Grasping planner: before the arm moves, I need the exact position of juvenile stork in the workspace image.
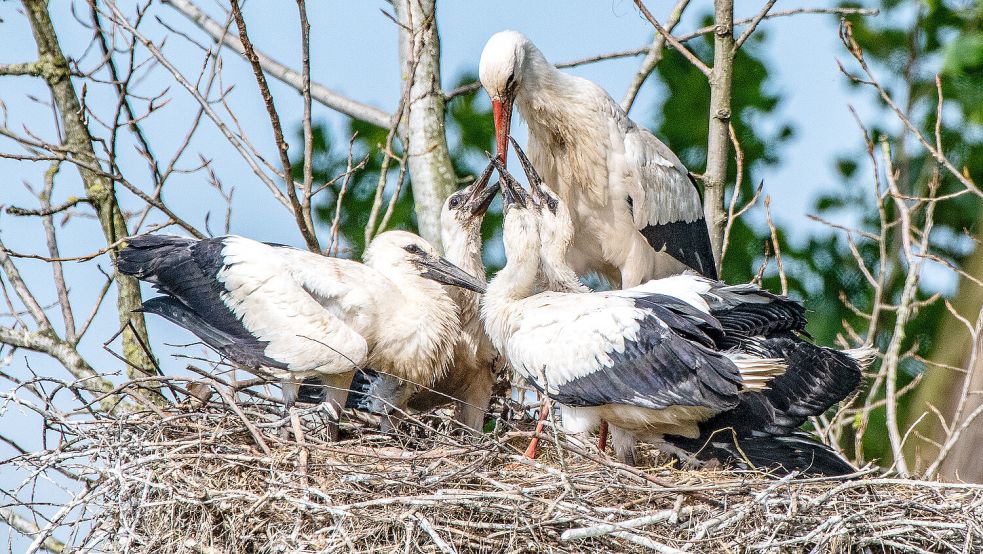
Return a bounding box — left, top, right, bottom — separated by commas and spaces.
479, 167, 786, 466
497, 147, 872, 475
117, 230, 483, 440
349, 164, 502, 431
479, 30, 717, 287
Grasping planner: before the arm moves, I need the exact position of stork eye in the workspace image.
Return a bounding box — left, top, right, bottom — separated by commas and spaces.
546, 197, 558, 213
448, 195, 462, 209
404, 244, 423, 255
504, 72, 515, 92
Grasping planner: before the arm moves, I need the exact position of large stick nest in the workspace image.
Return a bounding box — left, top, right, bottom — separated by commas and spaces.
23, 398, 983, 553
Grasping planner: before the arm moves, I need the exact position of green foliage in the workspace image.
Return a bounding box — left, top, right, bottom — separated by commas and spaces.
293, 72, 498, 261
829, 1, 983, 462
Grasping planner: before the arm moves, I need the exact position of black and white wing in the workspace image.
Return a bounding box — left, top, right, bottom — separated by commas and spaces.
503, 291, 745, 412
118, 234, 381, 375
620, 120, 717, 279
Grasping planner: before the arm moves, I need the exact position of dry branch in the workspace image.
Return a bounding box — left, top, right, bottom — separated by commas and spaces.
20, 0, 159, 392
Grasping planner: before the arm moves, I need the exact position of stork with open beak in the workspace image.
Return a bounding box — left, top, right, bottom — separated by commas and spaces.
117, 230, 485, 441
493, 144, 872, 475
350, 163, 503, 432
479, 30, 717, 288
478, 161, 786, 467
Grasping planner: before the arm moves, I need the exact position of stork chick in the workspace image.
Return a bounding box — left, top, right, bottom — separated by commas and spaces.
479, 30, 716, 287
118, 230, 484, 440
356, 164, 502, 431
499, 143, 872, 475
479, 167, 785, 466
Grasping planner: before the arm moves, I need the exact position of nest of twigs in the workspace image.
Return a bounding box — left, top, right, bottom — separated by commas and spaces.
26, 395, 983, 553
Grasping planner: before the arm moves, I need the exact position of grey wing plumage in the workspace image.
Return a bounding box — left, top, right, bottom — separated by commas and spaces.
119, 234, 285, 370
547, 297, 742, 412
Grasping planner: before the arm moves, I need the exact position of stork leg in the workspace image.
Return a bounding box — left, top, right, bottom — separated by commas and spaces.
280, 379, 301, 440
523, 400, 550, 459
316, 370, 356, 442
454, 370, 495, 433
610, 425, 638, 466
597, 420, 609, 452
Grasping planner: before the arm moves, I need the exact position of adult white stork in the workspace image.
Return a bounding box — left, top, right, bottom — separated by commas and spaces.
345, 164, 503, 431
479, 168, 786, 466
117, 230, 484, 440
479, 30, 717, 288
495, 147, 873, 475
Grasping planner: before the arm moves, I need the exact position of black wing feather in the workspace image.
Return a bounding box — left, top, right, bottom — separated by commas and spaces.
639, 218, 718, 279
119, 234, 285, 370
547, 300, 742, 412
667, 429, 856, 477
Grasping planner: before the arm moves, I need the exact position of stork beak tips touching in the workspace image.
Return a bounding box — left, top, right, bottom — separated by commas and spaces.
471, 181, 499, 216
499, 177, 526, 210
492, 95, 513, 167
464, 162, 497, 217
418, 255, 487, 293
510, 137, 544, 204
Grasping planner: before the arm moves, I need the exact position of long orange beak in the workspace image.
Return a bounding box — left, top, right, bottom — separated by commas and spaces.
492, 94, 513, 168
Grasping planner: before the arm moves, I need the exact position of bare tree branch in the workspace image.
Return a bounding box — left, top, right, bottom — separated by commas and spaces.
0, 507, 65, 553
21, 0, 159, 393
633, 0, 710, 77
734, 0, 778, 50
702, 0, 735, 276
621, 0, 690, 113
162, 0, 393, 129
229, 0, 319, 252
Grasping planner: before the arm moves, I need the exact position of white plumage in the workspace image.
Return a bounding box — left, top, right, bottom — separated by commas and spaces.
118, 230, 484, 440
481, 169, 784, 464
482, 155, 870, 473
359, 165, 502, 431
479, 30, 717, 287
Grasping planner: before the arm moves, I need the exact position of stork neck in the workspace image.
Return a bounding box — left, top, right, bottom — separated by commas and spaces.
441, 226, 485, 314
442, 228, 484, 282
516, 48, 588, 123
486, 247, 540, 303
544, 259, 590, 293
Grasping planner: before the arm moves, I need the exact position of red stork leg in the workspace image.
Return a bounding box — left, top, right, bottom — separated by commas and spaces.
524, 400, 550, 459
598, 420, 609, 452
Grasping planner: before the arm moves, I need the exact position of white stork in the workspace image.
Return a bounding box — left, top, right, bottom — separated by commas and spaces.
494, 148, 873, 474
479, 168, 786, 466
479, 30, 717, 288
347, 164, 503, 431
117, 230, 485, 440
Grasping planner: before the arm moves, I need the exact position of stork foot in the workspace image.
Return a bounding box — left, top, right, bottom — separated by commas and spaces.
380, 409, 407, 436
653, 440, 704, 469
610, 425, 638, 467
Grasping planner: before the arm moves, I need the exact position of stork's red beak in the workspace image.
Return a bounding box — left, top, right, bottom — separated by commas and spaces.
492, 94, 514, 167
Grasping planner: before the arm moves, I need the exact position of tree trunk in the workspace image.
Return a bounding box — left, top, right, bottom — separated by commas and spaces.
905, 241, 983, 480
23, 0, 160, 399
394, 0, 457, 252
703, 0, 734, 276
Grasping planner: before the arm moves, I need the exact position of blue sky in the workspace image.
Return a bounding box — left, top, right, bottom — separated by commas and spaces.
0, 0, 889, 545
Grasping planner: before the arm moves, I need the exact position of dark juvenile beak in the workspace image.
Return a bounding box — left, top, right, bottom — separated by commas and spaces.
489, 156, 526, 210
509, 137, 544, 206
466, 162, 498, 217
418, 254, 487, 293
492, 93, 514, 167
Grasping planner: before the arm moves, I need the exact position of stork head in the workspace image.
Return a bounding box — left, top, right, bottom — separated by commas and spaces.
365, 231, 486, 293
487, 156, 543, 270
480, 30, 534, 167
507, 138, 576, 284
440, 161, 497, 238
